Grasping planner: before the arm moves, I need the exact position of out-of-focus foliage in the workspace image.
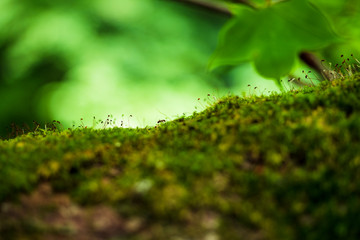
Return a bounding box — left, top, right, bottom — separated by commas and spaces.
1, 0, 249, 136
211, 0, 360, 80
210, 0, 338, 79
3, 0, 359, 136
310, 0, 360, 60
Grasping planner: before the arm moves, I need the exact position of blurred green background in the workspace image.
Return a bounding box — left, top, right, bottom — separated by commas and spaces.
0, 0, 280, 137
0, 0, 359, 137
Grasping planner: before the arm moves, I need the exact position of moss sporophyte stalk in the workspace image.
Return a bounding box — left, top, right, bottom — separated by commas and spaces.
1, 73, 360, 240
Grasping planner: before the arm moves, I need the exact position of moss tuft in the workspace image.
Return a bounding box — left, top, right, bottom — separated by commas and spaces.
1, 74, 360, 239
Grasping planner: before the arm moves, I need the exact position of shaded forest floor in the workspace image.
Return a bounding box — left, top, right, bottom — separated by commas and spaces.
1, 75, 360, 240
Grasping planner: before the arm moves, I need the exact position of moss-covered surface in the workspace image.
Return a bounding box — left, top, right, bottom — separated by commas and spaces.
1, 75, 360, 240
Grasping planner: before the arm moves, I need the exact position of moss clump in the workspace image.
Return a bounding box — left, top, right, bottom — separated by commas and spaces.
1, 75, 360, 240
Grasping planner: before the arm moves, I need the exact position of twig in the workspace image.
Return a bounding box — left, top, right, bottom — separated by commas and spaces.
168, 0, 256, 14
300, 52, 331, 81
167, 0, 231, 15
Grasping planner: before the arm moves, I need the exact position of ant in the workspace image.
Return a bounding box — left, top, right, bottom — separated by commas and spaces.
157, 119, 166, 124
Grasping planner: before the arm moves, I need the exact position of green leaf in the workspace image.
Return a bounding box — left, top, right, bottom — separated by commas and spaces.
210, 0, 339, 79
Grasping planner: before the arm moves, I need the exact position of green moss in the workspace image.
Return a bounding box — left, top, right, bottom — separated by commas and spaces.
1, 75, 360, 239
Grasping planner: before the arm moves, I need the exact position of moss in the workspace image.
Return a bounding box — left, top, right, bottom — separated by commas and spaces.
1, 75, 360, 239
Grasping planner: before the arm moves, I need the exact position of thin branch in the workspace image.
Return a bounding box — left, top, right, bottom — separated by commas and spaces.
300, 52, 331, 81
169, 0, 231, 15
169, 0, 256, 14
225, 0, 257, 9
